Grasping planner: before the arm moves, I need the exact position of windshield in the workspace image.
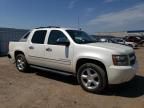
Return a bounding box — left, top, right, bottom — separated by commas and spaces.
66, 30, 95, 44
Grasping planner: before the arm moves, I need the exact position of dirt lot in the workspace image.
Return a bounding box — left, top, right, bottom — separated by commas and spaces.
0, 48, 144, 108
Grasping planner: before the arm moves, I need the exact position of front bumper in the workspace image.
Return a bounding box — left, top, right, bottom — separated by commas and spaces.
107, 63, 138, 84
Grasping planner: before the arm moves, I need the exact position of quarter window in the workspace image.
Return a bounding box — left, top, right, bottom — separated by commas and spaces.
31, 30, 47, 44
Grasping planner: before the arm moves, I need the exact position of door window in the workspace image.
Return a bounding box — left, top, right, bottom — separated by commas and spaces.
48, 30, 69, 45
31, 30, 47, 44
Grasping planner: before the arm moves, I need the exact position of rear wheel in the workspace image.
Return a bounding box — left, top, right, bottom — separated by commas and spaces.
16, 54, 29, 72
77, 63, 107, 93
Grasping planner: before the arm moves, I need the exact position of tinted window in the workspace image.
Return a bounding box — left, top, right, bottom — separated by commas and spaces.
48, 30, 69, 45
31, 30, 47, 44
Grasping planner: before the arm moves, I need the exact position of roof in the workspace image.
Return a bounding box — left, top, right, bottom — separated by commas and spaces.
34, 26, 78, 31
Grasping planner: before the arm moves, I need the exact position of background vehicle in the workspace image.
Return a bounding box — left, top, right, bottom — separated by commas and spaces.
90, 35, 137, 48
111, 37, 138, 48
124, 36, 144, 46
90, 35, 114, 43
8, 27, 137, 93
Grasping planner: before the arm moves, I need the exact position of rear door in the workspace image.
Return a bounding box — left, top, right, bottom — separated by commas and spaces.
27, 30, 47, 66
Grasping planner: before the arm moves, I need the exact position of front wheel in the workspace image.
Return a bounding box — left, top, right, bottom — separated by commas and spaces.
77, 63, 107, 93
16, 54, 29, 72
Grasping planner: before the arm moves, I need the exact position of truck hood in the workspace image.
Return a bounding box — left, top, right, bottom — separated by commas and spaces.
87, 43, 133, 54
125, 41, 136, 45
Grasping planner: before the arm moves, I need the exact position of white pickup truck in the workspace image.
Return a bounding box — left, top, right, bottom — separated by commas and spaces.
8, 27, 138, 93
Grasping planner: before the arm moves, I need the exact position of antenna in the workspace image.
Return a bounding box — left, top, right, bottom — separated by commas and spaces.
78, 16, 80, 29
77, 16, 82, 30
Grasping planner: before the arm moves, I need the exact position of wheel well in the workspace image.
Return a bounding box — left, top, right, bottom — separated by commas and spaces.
15, 51, 24, 59
76, 58, 107, 76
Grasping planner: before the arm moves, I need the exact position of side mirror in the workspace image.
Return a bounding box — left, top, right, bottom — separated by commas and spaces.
57, 41, 70, 46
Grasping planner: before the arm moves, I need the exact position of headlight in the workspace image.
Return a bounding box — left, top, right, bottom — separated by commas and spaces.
112, 55, 129, 66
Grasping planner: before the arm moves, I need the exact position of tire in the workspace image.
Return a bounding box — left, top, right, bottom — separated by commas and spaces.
77, 63, 107, 93
16, 54, 29, 72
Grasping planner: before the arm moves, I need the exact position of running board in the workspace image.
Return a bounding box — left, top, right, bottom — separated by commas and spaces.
30, 65, 74, 76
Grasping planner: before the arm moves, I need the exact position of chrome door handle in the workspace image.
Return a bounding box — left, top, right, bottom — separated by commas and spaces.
29, 46, 34, 49
46, 48, 52, 52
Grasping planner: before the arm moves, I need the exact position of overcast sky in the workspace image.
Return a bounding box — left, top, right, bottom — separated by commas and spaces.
0, 0, 144, 34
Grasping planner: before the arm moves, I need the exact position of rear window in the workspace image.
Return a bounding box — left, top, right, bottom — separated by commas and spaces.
23, 32, 30, 39
19, 31, 30, 42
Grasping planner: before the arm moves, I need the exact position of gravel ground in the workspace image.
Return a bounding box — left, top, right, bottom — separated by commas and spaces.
0, 47, 144, 108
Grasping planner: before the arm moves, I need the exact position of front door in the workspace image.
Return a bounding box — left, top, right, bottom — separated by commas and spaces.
44, 30, 73, 72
